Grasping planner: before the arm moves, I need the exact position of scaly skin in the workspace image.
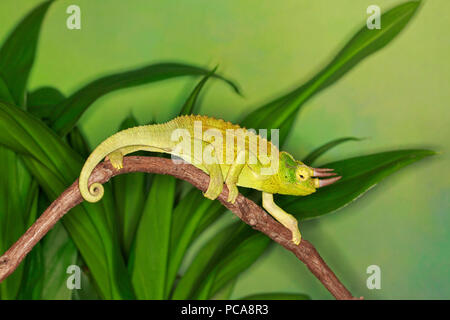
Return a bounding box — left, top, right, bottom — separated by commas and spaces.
79, 115, 341, 245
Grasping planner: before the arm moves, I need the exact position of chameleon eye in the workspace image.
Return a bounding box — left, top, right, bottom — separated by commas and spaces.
296, 169, 309, 181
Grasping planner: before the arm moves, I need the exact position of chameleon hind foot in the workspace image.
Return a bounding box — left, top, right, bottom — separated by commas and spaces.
226, 182, 239, 204
201, 154, 224, 200
107, 151, 123, 170
203, 180, 223, 200
203, 172, 224, 200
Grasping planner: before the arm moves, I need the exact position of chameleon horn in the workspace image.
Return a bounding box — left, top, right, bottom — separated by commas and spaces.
313, 169, 337, 177
318, 176, 342, 188
314, 167, 334, 172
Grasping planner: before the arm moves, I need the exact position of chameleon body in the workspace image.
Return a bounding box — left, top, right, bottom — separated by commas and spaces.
79, 115, 340, 245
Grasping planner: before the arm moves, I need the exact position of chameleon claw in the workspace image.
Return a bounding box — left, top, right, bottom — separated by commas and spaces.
110, 159, 123, 170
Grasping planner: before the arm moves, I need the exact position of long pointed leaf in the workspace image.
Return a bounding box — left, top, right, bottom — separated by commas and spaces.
0, 75, 14, 104
40, 222, 78, 299
206, 230, 270, 299
130, 175, 175, 299
0, 2, 54, 298
0, 148, 27, 299
27, 86, 65, 121
50, 63, 240, 136
241, 1, 421, 145
0, 101, 133, 299
166, 189, 216, 295
187, 149, 434, 298
281, 149, 435, 220
67, 126, 91, 159
179, 67, 218, 115
171, 223, 237, 299
165, 68, 232, 295
0, 0, 53, 106
302, 137, 362, 165
112, 115, 147, 257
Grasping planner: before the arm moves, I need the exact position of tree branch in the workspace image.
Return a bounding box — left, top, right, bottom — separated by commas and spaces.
0, 156, 360, 300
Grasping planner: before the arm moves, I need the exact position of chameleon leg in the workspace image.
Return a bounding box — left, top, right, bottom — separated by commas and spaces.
262, 192, 301, 245
225, 150, 246, 204
191, 139, 224, 201
202, 162, 224, 200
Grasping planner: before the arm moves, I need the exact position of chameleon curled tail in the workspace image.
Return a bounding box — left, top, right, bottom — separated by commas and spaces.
78, 144, 108, 203
78, 130, 127, 203
79, 122, 173, 203
78, 115, 211, 202
78, 115, 237, 203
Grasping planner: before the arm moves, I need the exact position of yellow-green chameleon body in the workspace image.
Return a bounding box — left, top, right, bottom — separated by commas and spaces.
79, 115, 340, 245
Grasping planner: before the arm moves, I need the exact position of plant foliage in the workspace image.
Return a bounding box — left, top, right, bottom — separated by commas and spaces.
0, 0, 430, 300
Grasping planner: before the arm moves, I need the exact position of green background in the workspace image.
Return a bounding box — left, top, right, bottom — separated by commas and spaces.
1, 0, 448, 299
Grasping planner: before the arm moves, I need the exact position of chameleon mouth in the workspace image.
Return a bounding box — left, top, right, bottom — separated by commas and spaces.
310, 167, 342, 188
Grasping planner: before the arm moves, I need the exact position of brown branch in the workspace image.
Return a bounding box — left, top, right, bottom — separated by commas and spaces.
0, 156, 360, 300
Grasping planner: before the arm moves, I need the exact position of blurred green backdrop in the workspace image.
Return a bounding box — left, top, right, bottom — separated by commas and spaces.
1, 0, 448, 299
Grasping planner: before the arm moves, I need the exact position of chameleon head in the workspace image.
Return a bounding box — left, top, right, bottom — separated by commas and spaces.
277, 152, 342, 196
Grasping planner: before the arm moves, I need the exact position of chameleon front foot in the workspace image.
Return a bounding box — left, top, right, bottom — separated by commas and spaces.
290, 227, 302, 246
279, 214, 302, 245
262, 192, 302, 246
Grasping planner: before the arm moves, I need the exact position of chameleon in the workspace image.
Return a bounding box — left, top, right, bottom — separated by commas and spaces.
78, 115, 341, 245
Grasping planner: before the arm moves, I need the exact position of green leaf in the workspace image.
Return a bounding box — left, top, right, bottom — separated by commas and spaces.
0, 0, 53, 106
165, 188, 216, 295
67, 126, 91, 159
169, 190, 257, 296
50, 63, 240, 136
211, 277, 237, 300
16, 243, 44, 299
172, 223, 270, 299
241, 0, 421, 145
0, 148, 28, 299
239, 292, 310, 300
206, 230, 270, 299
179, 67, 218, 115
72, 262, 101, 300
302, 137, 362, 165
40, 222, 78, 300
281, 149, 435, 220
0, 9, 53, 283
184, 150, 435, 298
27, 86, 65, 120
0, 101, 133, 299
0, 75, 14, 104
112, 115, 147, 256
171, 223, 236, 299
164, 66, 240, 295
130, 175, 175, 299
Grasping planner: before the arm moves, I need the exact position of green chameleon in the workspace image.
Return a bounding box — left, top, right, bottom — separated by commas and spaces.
79, 115, 340, 245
